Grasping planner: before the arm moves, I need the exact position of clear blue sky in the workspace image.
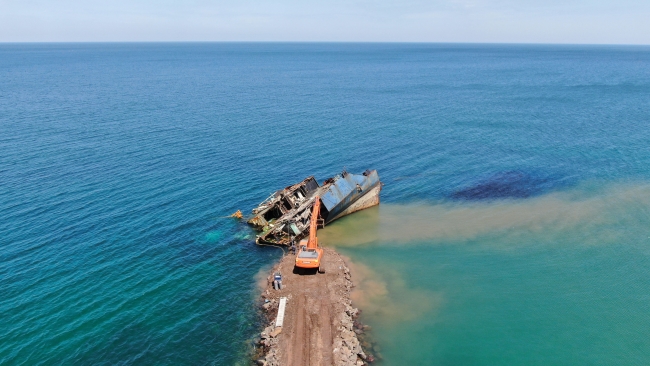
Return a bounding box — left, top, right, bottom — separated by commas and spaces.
1, 0, 649, 44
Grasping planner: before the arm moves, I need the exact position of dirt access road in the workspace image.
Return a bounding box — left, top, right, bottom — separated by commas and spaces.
258, 248, 367, 366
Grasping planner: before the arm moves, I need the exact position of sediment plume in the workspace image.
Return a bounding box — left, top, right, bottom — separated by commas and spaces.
319, 183, 650, 247
254, 248, 377, 366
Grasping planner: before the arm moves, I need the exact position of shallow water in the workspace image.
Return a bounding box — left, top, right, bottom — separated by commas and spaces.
2, 43, 650, 364
323, 183, 650, 364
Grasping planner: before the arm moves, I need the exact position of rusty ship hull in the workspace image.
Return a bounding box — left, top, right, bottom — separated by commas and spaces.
248, 170, 381, 245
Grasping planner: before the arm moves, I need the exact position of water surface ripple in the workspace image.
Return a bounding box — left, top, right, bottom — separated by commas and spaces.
1, 43, 650, 365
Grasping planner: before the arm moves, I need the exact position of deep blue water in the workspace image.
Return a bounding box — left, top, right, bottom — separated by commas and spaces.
1, 43, 650, 365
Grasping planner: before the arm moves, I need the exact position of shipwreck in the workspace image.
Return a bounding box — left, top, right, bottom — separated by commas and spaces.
248, 170, 382, 245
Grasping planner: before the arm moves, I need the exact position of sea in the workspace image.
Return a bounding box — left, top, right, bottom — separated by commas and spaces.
1, 43, 650, 365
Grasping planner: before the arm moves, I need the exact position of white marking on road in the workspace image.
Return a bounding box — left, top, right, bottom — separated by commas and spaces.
276, 297, 287, 327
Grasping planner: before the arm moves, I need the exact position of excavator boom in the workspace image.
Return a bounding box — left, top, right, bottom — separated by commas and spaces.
308, 197, 320, 249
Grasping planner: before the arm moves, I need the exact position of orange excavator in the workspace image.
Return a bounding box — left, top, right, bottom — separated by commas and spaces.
295, 196, 325, 273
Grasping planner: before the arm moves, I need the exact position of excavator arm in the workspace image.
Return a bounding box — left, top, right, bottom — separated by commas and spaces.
307, 196, 320, 249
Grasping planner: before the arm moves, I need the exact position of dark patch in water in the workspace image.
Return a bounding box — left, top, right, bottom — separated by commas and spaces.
452, 171, 557, 200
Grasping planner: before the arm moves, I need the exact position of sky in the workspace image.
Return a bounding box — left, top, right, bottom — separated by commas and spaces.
1, 0, 649, 44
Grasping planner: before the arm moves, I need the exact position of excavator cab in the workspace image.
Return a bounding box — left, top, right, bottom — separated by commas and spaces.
295, 197, 325, 273
295, 241, 323, 270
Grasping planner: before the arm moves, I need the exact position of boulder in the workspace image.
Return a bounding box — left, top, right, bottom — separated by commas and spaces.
269, 327, 282, 337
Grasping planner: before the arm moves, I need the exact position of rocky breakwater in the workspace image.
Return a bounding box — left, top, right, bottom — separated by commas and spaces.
254, 248, 377, 366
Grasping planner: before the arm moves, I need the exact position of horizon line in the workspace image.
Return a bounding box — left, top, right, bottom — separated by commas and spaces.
1, 41, 650, 47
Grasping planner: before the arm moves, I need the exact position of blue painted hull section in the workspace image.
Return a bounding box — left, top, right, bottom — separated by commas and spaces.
320, 170, 381, 224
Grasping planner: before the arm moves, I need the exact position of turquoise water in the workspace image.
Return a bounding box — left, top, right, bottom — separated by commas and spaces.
1, 43, 650, 364
321, 186, 650, 365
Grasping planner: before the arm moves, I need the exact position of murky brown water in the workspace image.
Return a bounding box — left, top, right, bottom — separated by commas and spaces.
319, 183, 650, 365
321, 183, 650, 248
